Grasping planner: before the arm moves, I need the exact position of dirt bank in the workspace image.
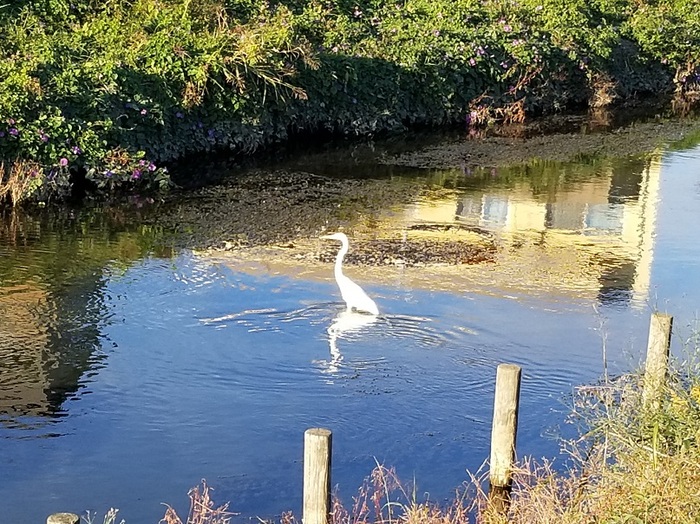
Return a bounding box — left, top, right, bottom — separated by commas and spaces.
379, 114, 700, 170
158, 113, 699, 254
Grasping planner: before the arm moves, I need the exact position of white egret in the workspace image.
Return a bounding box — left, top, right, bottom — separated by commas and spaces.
321, 232, 379, 315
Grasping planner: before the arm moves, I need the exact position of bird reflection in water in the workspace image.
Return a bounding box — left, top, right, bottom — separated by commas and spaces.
323, 309, 378, 373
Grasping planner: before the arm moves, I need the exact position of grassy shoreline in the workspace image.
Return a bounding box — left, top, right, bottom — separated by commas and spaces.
1, 0, 699, 205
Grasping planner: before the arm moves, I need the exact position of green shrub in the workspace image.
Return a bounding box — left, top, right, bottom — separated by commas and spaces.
0, 0, 315, 204
0, 0, 696, 205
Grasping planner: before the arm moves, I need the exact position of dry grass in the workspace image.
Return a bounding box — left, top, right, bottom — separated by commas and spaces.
497, 366, 700, 524
84, 508, 126, 524
314, 357, 700, 524
160, 480, 235, 524
0, 160, 43, 206
590, 73, 618, 109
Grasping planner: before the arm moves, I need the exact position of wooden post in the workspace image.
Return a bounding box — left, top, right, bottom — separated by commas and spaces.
303, 427, 332, 524
642, 312, 673, 409
488, 363, 522, 515
47, 514, 80, 524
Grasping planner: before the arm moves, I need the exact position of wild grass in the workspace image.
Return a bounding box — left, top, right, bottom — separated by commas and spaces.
0, 160, 42, 206
161, 480, 235, 524
84, 508, 126, 524
497, 344, 700, 524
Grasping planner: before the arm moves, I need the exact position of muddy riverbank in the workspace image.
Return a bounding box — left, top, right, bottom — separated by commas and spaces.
382, 114, 700, 169
154, 113, 700, 253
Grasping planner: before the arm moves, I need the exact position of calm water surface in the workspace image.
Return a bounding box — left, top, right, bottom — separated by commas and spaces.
1, 129, 700, 522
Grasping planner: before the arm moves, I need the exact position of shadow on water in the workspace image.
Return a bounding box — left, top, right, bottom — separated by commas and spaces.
0, 208, 173, 427
170, 107, 699, 188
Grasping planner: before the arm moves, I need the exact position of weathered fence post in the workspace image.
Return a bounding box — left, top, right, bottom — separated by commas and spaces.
642, 312, 673, 409
488, 363, 522, 515
303, 427, 332, 524
47, 513, 80, 524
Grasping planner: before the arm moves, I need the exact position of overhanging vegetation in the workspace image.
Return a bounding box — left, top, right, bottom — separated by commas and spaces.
1, 0, 698, 205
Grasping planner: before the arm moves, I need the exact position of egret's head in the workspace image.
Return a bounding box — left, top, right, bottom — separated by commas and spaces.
321, 232, 348, 242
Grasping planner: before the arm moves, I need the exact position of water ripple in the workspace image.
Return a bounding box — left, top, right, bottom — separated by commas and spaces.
376, 313, 454, 349
199, 304, 330, 332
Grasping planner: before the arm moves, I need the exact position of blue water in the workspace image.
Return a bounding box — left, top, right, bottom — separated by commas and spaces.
1, 137, 700, 523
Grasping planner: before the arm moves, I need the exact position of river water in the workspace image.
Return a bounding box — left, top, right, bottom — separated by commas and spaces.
1, 122, 700, 523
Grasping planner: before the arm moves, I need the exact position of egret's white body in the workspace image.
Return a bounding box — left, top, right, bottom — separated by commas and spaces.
321, 232, 379, 315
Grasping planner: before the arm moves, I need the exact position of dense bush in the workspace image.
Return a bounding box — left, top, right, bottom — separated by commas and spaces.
0, 0, 698, 205
0, 0, 316, 204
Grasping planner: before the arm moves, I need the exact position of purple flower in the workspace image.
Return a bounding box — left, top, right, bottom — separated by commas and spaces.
433, 29, 440, 37
59, 157, 69, 167
72, 146, 82, 155
175, 111, 184, 119
0, 131, 5, 138
132, 169, 142, 180
9, 127, 19, 136
140, 108, 148, 115
39, 131, 49, 142
469, 58, 477, 66
148, 162, 157, 172
104, 170, 113, 178
139, 159, 147, 166
503, 24, 512, 32
476, 46, 486, 56
8, 118, 15, 125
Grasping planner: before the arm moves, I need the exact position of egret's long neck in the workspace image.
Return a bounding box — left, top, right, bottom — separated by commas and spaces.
334, 239, 348, 280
